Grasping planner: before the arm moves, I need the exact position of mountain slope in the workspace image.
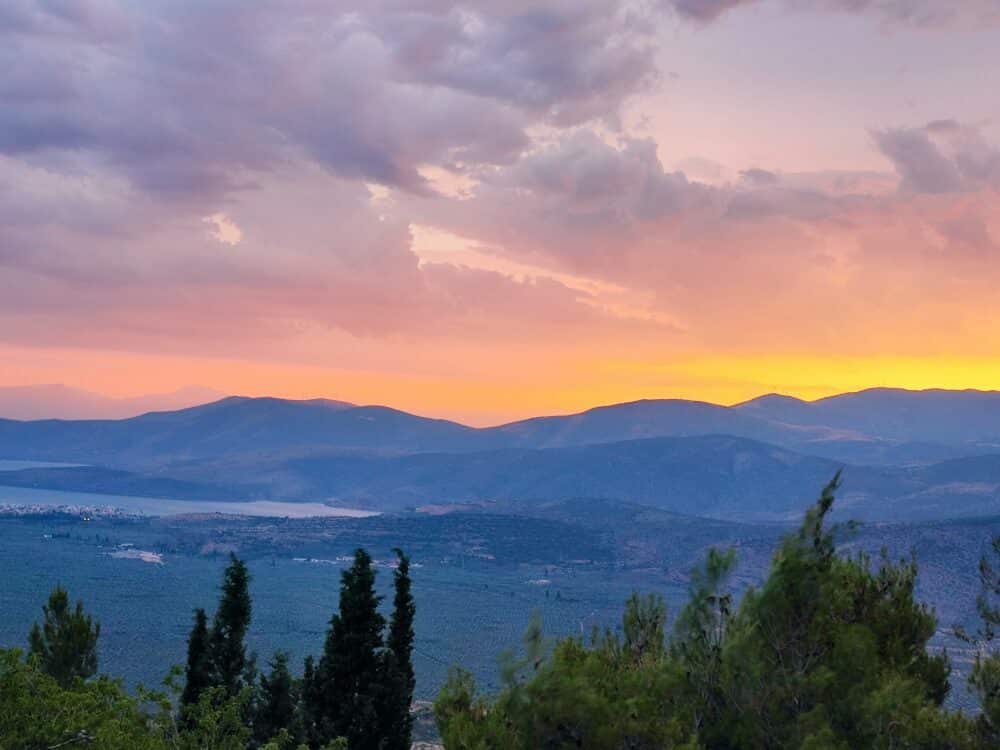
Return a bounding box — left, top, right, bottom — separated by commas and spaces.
8, 431, 1000, 522
485, 398, 835, 448
156, 435, 922, 521
0, 397, 472, 466
736, 388, 1000, 445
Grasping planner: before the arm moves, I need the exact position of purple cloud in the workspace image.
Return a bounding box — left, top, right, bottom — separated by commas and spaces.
666, 0, 1000, 26
0, 1, 670, 196
874, 122, 1000, 194
740, 168, 780, 186
668, 0, 756, 22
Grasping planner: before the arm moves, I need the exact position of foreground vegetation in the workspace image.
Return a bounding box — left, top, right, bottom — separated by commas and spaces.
434, 476, 1000, 749
0, 549, 415, 750
1, 477, 999, 748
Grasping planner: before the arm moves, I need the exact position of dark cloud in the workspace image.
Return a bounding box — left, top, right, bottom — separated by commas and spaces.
873, 128, 965, 194
740, 168, 780, 186
667, 0, 756, 22
465, 132, 714, 236
409, 131, 866, 287
924, 119, 963, 135
0, 1, 670, 196
874, 122, 1000, 194
811, 0, 1000, 28
667, 0, 1000, 26
0, 0, 130, 41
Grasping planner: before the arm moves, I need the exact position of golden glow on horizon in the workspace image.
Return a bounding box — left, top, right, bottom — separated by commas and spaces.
4, 345, 1000, 426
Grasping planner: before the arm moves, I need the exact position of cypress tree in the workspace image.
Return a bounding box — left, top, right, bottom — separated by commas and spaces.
28, 585, 100, 687
254, 651, 299, 746
209, 554, 253, 697
314, 548, 385, 749
381, 548, 416, 750
301, 655, 321, 747
181, 607, 212, 706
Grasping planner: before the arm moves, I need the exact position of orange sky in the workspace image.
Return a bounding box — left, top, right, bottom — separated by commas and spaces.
7, 343, 1000, 425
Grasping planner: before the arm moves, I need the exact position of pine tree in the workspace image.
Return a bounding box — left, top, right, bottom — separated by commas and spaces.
967, 536, 1000, 744
181, 608, 212, 706
28, 585, 100, 687
381, 548, 416, 750
670, 547, 736, 740
712, 473, 963, 748
434, 478, 980, 750
313, 548, 385, 750
209, 554, 253, 697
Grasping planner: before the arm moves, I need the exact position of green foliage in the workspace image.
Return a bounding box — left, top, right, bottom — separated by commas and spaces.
309, 548, 386, 749
182, 607, 212, 706
0, 647, 164, 750
211, 554, 254, 697
715, 475, 959, 748
180, 553, 254, 715
381, 548, 417, 750
5, 547, 419, 750
27, 584, 100, 688
171, 685, 253, 750
254, 651, 302, 747
435, 476, 984, 750
966, 535, 1000, 744
670, 547, 736, 739
435, 606, 696, 749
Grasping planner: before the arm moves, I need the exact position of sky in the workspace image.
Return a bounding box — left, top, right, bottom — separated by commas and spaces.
2, 0, 1000, 425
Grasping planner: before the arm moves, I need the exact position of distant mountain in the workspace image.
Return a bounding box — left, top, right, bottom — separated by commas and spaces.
485, 395, 1000, 464
486, 398, 834, 448
735, 388, 1000, 445
3, 389, 1000, 469
0, 396, 472, 466
0, 384, 225, 420
0, 393, 907, 468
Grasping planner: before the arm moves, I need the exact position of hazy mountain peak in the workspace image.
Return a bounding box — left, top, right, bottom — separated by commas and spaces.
735, 393, 809, 408
0, 384, 226, 421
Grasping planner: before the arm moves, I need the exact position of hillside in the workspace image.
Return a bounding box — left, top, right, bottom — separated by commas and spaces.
736, 388, 1000, 445
0, 397, 474, 466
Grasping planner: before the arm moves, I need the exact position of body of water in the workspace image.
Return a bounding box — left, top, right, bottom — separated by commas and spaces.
0, 484, 377, 518
0, 459, 84, 470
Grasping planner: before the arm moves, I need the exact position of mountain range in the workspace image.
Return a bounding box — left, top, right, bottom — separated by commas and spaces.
2, 387, 1000, 522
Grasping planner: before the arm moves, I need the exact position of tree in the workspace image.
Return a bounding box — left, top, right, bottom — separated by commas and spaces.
965, 535, 1000, 744
621, 591, 667, 665
310, 549, 385, 750
712, 474, 967, 749
435, 607, 695, 749
28, 584, 100, 687
300, 655, 322, 747
171, 686, 253, 750
380, 548, 417, 750
670, 547, 736, 740
0, 648, 166, 750
435, 477, 980, 750
254, 651, 301, 747
182, 608, 212, 707
209, 554, 253, 697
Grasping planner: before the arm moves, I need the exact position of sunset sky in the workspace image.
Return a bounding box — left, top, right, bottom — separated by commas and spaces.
3, 0, 1000, 424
